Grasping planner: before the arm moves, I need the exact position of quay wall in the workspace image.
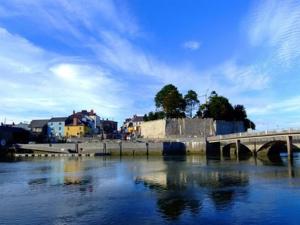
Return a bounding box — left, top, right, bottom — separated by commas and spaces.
141, 118, 245, 139
17, 139, 206, 156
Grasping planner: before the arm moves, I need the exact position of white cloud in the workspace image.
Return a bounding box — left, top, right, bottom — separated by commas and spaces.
0, 0, 288, 130
0, 27, 132, 123
221, 61, 270, 90
248, 96, 300, 116
248, 0, 300, 66
182, 41, 201, 50
93, 31, 208, 92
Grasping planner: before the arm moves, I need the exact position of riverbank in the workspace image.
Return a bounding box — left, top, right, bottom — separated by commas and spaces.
12, 138, 207, 156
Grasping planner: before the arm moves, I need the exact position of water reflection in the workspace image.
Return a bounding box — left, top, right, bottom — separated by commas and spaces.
28, 158, 93, 192
1, 155, 300, 225
136, 156, 249, 220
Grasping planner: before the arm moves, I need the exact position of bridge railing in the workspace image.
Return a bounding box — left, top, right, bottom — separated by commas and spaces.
207, 128, 300, 141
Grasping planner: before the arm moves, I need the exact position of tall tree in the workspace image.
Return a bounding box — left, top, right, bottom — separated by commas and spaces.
144, 111, 165, 121
184, 90, 200, 118
155, 84, 186, 118
233, 105, 247, 121
205, 91, 234, 120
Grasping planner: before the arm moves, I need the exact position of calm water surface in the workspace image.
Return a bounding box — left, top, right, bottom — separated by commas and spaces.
0, 155, 300, 225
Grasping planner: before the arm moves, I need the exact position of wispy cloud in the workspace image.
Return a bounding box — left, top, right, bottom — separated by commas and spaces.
0, 0, 297, 131
248, 95, 300, 116
182, 41, 201, 50
248, 0, 300, 66
0, 27, 131, 122
221, 60, 270, 91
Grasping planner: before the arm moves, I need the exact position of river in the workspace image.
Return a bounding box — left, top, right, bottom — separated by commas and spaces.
0, 154, 300, 225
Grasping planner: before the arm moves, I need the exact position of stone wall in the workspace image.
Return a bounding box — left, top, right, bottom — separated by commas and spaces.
141, 118, 245, 139
214, 120, 245, 135
141, 118, 214, 139
140, 119, 166, 139
166, 118, 214, 138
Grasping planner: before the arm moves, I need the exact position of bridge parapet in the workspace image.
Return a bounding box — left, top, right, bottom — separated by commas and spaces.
207, 129, 300, 143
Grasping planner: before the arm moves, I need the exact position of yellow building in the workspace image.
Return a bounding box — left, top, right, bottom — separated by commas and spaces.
64, 125, 89, 138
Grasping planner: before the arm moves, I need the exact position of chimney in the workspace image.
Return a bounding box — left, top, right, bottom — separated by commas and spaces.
91, 109, 94, 114
73, 110, 75, 115
73, 117, 78, 126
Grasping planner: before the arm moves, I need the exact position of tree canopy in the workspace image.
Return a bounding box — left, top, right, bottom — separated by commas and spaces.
154, 84, 186, 118
184, 90, 199, 118
196, 91, 255, 129
144, 85, 255, 130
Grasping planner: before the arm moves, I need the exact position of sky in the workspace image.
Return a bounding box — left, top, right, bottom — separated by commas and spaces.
0, 0, 300, 130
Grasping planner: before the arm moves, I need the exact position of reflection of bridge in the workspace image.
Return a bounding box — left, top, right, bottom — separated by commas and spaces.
207, 129, 300, 158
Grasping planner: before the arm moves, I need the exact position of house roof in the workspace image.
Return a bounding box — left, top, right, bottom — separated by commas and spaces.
29, 119, 49, 128
49, 117, 67, 122
132, 115, 144, 122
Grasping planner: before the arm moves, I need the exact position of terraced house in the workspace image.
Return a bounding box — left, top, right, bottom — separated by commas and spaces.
64, 110, 92, 138
47, 117, 67, 139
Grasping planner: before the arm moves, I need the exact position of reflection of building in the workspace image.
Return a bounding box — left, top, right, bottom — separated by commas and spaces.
47, 117, 67, 139
28, 159, 93, 192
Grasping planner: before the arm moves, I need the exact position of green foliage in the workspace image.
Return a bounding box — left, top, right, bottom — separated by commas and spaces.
203, 92, 234, 120
147, 86, 256, 130
143, 111, 165, 121
244, 118, 256, 130
184, 90, 199, 118
196, 91, 256, 130
233, 105, 247, 121
155, 84, 186, 118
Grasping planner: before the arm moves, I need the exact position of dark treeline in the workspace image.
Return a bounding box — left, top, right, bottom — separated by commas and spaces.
143, 84, 255, 130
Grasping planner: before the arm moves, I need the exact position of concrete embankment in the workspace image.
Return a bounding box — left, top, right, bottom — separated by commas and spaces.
15, 139, 207, 156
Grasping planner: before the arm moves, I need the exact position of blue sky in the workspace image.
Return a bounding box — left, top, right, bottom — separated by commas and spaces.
0, 0, 300, 130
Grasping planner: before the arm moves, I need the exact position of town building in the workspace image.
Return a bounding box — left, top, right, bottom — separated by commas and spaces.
87, 109, 101, 134
29, 119, 49, 142
14, 122, 30, 131
64, 111, 91, 138
29, 119, 49, 135
100, 119, 118, 138
47, 117, 67, 139
122, 115, 144, 137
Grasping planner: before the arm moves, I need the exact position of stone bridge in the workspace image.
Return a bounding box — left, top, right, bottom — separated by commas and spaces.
206, 129, 300, 158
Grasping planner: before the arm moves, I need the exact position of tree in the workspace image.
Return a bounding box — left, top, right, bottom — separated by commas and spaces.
203, 91, 234, 120
244, 118, 256, 130
184, 90, 200, 118
155, 84, 186, 118
143, 114, 149, 121
144, 111, 165, 121
233, 105, 247, 121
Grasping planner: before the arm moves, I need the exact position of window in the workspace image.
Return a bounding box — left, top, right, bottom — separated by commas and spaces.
79, 127, 82, 130
58, 127, 61, 130
59, 122, 61, 125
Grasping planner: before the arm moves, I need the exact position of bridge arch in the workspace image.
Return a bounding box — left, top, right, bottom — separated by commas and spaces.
257, 140, 298, 156
222, 142, 252, 158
